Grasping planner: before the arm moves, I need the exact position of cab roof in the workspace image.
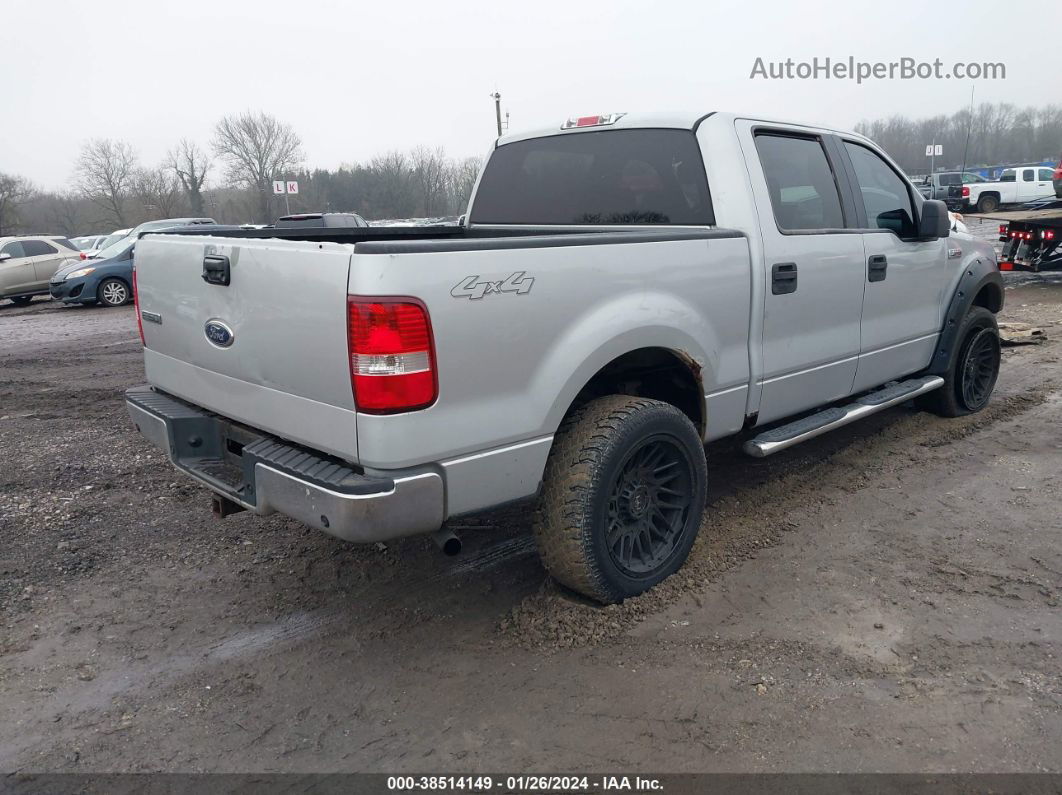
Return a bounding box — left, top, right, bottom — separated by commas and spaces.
495, 111, 871, 147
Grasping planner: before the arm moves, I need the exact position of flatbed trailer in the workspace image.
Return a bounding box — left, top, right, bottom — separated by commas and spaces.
994, 209, 1062, 272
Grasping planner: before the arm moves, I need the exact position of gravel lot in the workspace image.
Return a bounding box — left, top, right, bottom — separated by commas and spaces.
2, 263, 1061, 773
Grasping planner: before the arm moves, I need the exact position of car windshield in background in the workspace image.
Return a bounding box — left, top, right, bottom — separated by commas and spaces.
71, 236, 96, 250
470, 129, 713, 225
93, 232, 126, 253
95, 238, 134, 261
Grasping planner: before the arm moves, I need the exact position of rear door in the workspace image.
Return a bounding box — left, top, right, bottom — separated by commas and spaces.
838, 140, 947, 391
22, 239, 64, 285
739, 123, 866, 424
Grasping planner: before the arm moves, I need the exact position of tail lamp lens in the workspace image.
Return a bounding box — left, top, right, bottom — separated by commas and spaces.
347, 299, 437, 413
962, 186, 970, 197
132, 268, 145, 346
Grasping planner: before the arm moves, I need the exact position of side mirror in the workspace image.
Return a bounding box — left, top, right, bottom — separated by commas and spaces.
918, 199, 950, 240
0, 253, 10, 263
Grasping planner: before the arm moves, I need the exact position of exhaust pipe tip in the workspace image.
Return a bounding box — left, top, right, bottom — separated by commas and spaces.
432, 528, 462, 556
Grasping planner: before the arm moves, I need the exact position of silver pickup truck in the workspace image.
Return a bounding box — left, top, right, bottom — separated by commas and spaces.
126, 111, 1003, 604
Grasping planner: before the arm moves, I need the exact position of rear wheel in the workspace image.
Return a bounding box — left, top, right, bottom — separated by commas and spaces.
97, 278, 130, 307
976, 194, 999, 213
533, 395, 707, 604
9, 296, 33, 306
919, 307, 1000, 417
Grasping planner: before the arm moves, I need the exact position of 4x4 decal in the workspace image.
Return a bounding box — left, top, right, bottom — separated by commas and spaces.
451, 271, 534, 300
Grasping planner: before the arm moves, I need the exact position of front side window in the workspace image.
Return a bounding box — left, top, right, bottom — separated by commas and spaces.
754, 133, 844, 232
1, 241, 26, 259
470, 129, 713, 225
844, 142, 916, 238
1039, 168, 1054, 182
22, 240, 59, 257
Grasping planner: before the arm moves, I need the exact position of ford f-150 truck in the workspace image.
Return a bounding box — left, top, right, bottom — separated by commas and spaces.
126, 111, 1003, 604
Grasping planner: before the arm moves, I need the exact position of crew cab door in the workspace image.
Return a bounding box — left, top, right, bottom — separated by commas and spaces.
838, 141, 947, 391
740, 124, 866, 424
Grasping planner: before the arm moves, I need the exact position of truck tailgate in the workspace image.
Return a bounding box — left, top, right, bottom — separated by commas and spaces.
135, 235, 359, 461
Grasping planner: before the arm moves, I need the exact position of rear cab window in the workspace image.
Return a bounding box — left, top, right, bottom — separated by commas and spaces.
470, 129, 713, 225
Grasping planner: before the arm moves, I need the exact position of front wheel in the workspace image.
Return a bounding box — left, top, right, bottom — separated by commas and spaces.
919, 307, 1001, 417
97, 278, 130, 307
533, 395, 707, 604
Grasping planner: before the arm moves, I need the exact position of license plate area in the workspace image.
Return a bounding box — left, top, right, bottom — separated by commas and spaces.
169, 413, 262, 506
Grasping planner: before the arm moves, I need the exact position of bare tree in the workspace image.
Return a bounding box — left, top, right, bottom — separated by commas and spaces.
47, 193, 83, 237
168, 139, 211, 215
132, 167, 185, 220
0, 172, 35, 235
411, 146, 448, 216
76, 139, 138, 227
448, 157, 481, 215
212, 111, 303, 222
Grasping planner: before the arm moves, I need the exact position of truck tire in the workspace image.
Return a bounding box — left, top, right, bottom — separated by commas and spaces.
532, 395, 707, 604
919, 307, 1000, 417
976, 194, 999, 213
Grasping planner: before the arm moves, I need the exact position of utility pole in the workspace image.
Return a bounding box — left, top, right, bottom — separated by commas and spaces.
491, 92, 503, 137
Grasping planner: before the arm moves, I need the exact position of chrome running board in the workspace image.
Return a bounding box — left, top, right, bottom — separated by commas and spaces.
743, 376, 945, 458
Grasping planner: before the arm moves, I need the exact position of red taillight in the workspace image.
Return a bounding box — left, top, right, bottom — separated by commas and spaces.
347, 298, 437, 413
1044, 230, 1056, 241
962, 186, 970, 197
80, 251, 87, 260
998, 224, 1008, 236
999, 262, 1013, 271
132, 268, 145, 346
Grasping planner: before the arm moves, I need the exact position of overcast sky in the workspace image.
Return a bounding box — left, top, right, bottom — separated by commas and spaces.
3, 0, 1059, 189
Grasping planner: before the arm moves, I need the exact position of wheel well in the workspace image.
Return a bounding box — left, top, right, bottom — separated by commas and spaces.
973, 282, 1003, 313
568, 348, 704, 435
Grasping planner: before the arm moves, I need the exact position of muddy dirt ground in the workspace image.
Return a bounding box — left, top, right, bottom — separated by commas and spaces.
2, 260, 1061, 773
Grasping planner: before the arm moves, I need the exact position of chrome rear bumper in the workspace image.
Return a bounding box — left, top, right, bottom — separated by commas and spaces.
125, 386, 444, 543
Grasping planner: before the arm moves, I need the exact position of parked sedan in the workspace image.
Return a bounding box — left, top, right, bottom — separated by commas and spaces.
50, 237, 135, 307
0, 235, 81, 305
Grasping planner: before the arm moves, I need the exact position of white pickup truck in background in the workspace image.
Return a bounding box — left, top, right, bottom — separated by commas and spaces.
962, 165, 1057, 212
126, 111, 1003, 604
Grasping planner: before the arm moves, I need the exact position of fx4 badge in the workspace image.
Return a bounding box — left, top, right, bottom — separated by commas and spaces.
451, 271, 534, 300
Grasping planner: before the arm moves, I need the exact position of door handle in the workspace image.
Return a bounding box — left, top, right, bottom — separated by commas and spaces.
202, 254, 230, 286
867, 254, 888, 282
771, 262, 798, 295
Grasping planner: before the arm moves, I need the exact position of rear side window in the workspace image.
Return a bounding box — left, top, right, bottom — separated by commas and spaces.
470, 129, 713, 225
1040, 168, 1055, 181
754, 133, 845, 231
843, 142, 917, 238
21, 240, 59, 256
1, 241, 26, 259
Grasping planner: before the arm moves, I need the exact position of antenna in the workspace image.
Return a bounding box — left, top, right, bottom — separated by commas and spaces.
959, 85, 976, 178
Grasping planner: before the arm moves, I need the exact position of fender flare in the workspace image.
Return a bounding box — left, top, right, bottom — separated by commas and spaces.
925, 259, 1003, 377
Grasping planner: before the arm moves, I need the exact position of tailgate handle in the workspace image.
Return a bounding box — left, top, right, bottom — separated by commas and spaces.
202, 254, 231, 286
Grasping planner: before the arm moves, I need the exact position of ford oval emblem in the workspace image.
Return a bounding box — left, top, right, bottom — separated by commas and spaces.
204, 319, 235, 348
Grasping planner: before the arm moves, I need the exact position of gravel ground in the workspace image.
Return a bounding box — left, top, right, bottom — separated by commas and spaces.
1, 268, 1061, 773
